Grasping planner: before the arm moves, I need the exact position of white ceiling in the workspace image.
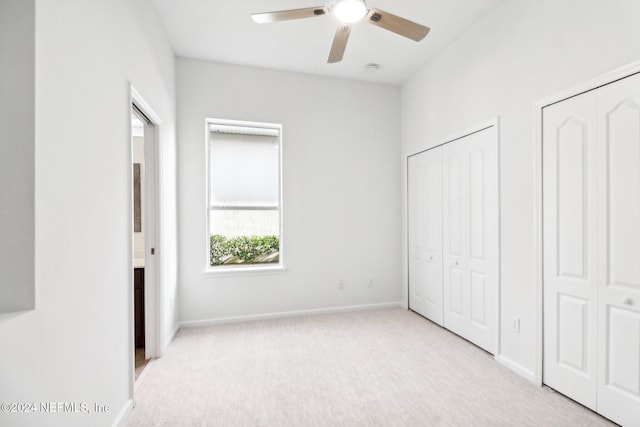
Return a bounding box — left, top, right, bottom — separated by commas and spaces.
151, 0, 503, 85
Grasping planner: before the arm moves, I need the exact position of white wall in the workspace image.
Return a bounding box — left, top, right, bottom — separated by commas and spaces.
0, 0, 35, 313
401, 0, 640, 381
0, 1, 178, 426
178, 58, 402, 324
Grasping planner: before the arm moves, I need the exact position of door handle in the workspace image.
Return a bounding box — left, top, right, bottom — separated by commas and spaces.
621, 297, 634, 306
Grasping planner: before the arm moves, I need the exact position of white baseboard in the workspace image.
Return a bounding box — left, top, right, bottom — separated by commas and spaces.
111, 398, 133, 427
495, 354, 537, 384
179, 301, 402, 329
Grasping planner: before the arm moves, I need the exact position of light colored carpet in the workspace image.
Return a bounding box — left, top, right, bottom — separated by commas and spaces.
126, 308, 614, 427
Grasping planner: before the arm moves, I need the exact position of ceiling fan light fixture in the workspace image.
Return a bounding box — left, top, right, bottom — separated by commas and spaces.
333, 0, 367, 24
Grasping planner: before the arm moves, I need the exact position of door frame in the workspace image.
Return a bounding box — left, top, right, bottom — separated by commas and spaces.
406, 117, 502, 356
532, 59, 640, 386
128, 85, 163, 394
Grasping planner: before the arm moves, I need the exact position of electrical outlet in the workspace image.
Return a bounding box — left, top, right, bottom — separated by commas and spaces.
339, 280, 345, 289
512, 318, 520, 333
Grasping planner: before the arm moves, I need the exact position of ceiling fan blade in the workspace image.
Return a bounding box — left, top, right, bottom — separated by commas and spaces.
327, 24, 351, 63
252, 6, 328, 24
366, 8, 430, 41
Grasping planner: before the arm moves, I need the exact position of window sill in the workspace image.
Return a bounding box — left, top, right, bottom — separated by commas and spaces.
203, 264, 287, 278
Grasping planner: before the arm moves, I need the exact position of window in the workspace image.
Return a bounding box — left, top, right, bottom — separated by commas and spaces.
206, 119, 282, 270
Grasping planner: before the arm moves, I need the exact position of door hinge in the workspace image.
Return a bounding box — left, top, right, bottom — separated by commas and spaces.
151, 248, 155, 255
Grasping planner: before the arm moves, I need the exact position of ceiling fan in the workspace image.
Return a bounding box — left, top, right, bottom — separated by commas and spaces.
251, 0, 430, 64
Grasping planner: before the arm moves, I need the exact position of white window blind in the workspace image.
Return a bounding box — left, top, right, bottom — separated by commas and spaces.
206, 119, 283, 269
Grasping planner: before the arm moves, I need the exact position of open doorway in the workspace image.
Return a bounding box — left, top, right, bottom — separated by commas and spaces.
131, 102, 158, 381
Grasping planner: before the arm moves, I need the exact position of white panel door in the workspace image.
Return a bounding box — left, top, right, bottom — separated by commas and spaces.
543, 70, 640, 425
543, 93, 599, 410
408, 148, 443, 324
442, 126, 498, 353
595, 72, 640, 427
442, 142, 467, 336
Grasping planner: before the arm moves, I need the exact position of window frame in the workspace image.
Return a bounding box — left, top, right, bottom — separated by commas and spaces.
204, 118, 284, 275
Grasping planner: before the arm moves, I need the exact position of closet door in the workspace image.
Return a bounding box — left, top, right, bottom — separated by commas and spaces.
442, 139, 469, 338
442, 127, 498, 353
543, 70, 640, 426
408, 148, 443, 324
542, 93, 599, 410
595, 72, 640, 427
